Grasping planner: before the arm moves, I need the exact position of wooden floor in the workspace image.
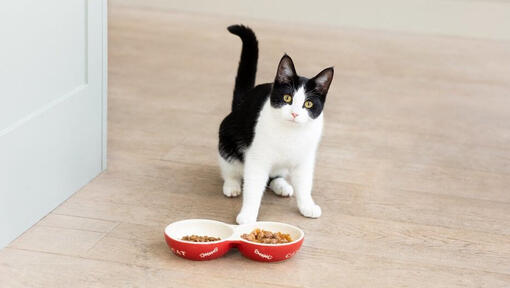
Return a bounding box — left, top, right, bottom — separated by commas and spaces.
2, 1, 510, 287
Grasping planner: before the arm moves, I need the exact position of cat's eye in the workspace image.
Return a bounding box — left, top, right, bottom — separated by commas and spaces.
283, 94, 292, 103
304, 101, 313, 108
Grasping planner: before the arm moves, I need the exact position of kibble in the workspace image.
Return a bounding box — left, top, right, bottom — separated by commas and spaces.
181, 235, 221, 242
241, 229, 293, 244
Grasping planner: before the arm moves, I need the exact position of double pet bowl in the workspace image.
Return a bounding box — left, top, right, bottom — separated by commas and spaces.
164, 219, 304, 262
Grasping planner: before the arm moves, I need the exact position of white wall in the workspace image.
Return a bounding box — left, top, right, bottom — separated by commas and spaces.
124, 0, 510, 40
0, 0, 108, 248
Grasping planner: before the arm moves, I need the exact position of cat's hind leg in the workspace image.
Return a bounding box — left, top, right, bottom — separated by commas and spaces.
268, 169, 294, 197
219, 155, 243, 197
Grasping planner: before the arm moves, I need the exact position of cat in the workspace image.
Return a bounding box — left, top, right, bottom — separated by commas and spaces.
218, 25, 334, 224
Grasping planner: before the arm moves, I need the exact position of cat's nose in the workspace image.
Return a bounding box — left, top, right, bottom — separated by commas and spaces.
291, 112, 299, 118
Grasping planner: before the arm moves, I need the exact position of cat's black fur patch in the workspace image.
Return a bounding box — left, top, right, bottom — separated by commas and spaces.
219, 25, 333, 162
219, 83, 272, 161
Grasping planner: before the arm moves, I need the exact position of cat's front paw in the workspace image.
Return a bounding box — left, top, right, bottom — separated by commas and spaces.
223, 181, 241, 197
298, 203, 322, 218
236, 211, 257, 224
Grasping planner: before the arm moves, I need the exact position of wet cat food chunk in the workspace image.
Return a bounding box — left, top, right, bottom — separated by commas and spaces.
241, 229, 292, 244
181, 235, 221, 242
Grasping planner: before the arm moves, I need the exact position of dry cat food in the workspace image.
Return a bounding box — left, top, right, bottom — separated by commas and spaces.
241, 228, 293, 244
181, 235, 221, 242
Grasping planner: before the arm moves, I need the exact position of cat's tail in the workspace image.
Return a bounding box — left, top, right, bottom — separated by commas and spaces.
227, 24, 258, 111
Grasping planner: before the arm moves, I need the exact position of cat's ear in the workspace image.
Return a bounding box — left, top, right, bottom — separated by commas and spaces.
311, 67, 334, 95
275, 54, 297, 84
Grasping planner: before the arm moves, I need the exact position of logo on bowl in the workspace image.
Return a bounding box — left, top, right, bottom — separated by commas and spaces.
254, 249, 273, 260
285, 251, 296, 259
171, 248, 186, 256
200, 247, 218, 258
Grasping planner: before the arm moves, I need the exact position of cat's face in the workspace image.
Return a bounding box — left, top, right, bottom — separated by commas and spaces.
270, 55, 334, 124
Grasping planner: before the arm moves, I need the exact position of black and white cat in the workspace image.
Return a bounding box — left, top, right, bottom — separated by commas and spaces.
218, 25, 334, 224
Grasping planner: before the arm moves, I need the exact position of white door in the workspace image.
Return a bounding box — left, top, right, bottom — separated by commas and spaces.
0, 0, 107, 247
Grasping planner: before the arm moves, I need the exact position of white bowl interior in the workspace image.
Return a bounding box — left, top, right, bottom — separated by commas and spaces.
165, 219, 235, 242
236, 221, 304, 244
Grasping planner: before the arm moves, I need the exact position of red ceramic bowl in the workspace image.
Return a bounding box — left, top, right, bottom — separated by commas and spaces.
164, 219, 304, 262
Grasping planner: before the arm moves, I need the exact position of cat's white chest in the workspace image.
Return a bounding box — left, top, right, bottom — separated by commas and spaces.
247, 101, 323, 167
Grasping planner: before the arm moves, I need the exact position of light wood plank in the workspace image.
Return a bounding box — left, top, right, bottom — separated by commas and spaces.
37, 214, 118, 233
8, 226, 105, 257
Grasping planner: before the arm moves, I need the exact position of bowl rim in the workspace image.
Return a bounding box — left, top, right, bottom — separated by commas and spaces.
165, 219, 305, 247
165, 219, 235, 245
